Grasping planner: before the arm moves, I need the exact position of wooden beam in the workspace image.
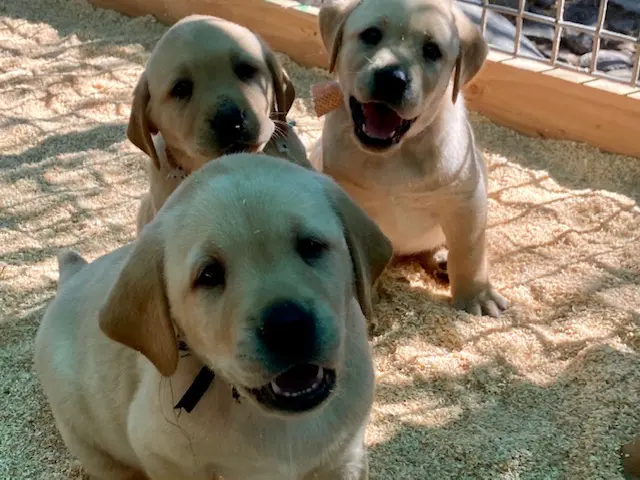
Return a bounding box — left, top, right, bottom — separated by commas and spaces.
89, 0, 640, 158
464, 52, 640, 158
89, 0, 328, 67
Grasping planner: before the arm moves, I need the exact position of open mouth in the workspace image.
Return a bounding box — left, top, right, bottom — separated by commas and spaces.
349, 97, 416, 150
249, 364, 336, 414
221, 143, 262, 155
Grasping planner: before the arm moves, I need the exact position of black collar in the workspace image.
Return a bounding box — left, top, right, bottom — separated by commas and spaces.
173, 366, 216, 413
173, 342, 241, 413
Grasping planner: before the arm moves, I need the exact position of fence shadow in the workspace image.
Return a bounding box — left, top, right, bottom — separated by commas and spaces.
472, 112, 640, 204
367, 346, 640, 479
1, 1, 639, 478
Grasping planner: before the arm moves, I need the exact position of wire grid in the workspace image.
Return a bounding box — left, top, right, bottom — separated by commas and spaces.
460, 0, 640, 87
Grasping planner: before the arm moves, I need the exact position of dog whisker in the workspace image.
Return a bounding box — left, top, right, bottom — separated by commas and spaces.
270, 126, 288, 141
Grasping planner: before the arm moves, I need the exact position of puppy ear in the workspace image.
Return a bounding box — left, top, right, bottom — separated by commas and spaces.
128, 73, 160, 169
321, 177, 393, 319
278, 68, 296, 118
98, 225, 178, 377
451, 6, 488, 104
319, 0, 361, 73
262, 42, 296, 120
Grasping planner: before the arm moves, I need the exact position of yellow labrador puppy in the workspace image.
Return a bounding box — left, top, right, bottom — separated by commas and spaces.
34, 154, 392, 480
130, 14, 311, 234
314, 0, 508, 317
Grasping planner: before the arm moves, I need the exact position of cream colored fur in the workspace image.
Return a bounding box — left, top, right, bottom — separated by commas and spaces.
34, 154, 392, 480
129, 15, 311, 234
313, 0, 508, 316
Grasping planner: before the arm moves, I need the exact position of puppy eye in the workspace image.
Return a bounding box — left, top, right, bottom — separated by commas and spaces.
422, 41, 442, 62
170, 79, 193, 100
195, 260, 226, 289
234, 62, 259, 82
359, 27, 383, 46
296, 237, 328, 264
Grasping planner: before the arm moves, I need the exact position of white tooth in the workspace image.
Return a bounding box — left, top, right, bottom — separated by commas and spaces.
309, 368, 324, 390
270, 381, 283, 395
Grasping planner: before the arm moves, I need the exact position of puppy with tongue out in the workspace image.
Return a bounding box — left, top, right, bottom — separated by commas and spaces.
313, 0, 509, 317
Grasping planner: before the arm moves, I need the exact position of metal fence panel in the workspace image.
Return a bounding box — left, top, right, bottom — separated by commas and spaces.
459, 0, 640, 86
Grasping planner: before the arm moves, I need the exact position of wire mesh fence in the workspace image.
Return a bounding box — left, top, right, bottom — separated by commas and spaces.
458, 0, 640, 86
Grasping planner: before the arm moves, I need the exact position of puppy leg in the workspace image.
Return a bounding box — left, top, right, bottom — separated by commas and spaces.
137, 452, 200, 480
58, 426, 146, 480
440, 197, 508, 317
308, 138, 324, 171
303, 441, 368, 480
303, 457, 368, 480
416, 246, 450, 284
136, 192, 155, 235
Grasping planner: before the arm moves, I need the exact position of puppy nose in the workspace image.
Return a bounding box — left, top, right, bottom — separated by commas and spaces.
259, 301, 317, 364
210, 103, 248, 146
372, 66, 408, 104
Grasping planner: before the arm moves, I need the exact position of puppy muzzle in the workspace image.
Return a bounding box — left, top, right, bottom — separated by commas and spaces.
241, 300, 341, 416
209, 101, 270, 154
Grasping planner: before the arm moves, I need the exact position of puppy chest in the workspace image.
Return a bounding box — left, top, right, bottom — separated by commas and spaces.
341, 183, 445, 254
376, 199, 445, 254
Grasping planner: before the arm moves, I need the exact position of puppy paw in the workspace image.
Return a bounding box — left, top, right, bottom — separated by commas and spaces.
453, 286, 509, 317
417, 247, 450, 284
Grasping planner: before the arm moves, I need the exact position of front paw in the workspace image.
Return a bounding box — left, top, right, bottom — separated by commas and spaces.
453, 286, 509, 317
416, 247, 449, 284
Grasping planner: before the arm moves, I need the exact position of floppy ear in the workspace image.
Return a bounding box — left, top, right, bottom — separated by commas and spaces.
451, 6, 489, 104
98, 225, 178, 377
262, 42, 296, 120
128, 72, 160, 169
321, 177, 393, 319
278, 68, 296, 118
319, 0, 361, 73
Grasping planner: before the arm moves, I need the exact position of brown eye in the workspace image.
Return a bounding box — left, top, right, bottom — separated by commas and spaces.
234, 62, 258, 82
195, 260, 226, 289
296, 237, 328, 264
423, 41, 442, 62
170, 79, 193, 100
359, 27, 383, 46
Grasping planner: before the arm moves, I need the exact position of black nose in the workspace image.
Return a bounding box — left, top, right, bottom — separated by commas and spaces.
209, 102, 249, 148
372, 66, 408, 104
259, 301, 317, 365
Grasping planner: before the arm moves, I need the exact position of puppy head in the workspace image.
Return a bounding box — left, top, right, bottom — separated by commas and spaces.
127, 15, 295, 172
319, 0, 487, 153
99, 154, 391, 417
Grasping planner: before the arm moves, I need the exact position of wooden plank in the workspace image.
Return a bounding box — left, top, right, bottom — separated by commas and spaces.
90, 0, 328, 67
464, 61, 640, 157
88, 0, 640, 158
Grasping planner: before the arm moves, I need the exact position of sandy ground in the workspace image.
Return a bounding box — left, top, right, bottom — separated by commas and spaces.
1, 1, 639, 479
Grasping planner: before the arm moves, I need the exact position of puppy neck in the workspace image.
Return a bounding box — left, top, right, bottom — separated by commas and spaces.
152, 133, 202, 177
150, 134, 191, 180
174, 335, 242, 413
414, 89, 470, 147
164, 145, 190, 180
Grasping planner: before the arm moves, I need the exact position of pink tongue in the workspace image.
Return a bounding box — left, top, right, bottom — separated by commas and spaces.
362, 103, 403, 139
